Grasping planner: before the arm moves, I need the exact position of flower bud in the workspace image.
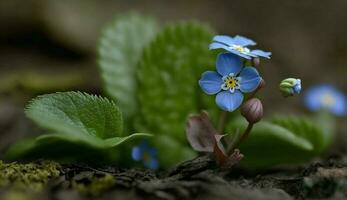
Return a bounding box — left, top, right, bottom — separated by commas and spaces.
279, 78, 301, 97
240, 98, 263, 124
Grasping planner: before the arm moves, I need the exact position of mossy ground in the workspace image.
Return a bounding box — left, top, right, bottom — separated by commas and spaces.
1, 157, 347, 200
0, 161, 60, 191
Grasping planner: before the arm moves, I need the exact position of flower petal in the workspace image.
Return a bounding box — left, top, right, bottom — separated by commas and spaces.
199, 71, 223, 95
209, 42, 252, 59
293, 79, 302, 94
212, 35, 235, 46
209, 42, 230, 51
238, 67, 262, 93
228, 49, 252, 60
330, 91, 347, 116
250, 49, 272, 59
216, 53, 243, 76
304, 86, 323, 111
232, 35, 256, 46
215, 90, 244, 112
131, 146, 143, 161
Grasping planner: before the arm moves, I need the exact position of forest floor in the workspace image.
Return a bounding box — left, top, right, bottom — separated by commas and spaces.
1, 155, 347, 200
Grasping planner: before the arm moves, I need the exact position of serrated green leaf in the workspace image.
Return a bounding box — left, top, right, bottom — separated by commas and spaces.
227, 116, 327, 169
26, 91, 123, 139
5, 92, 152, 164
98, 13, 159, 119
136, 22, 217, 142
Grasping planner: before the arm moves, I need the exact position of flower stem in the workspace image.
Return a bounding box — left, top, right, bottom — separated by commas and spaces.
217, 110, 228, 134
228, 122, 254, 155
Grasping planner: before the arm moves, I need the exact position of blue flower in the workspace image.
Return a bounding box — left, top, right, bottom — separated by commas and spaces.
131, 141, 159, 170
304, 84, 347, 116
209, 35, 272, 59
199, 53, 262, 112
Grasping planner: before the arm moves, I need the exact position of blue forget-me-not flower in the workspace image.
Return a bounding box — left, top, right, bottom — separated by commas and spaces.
304, 84, 347, 116
199, 53, 262, 112
209, 35, 272, 59
132, 140, 159, 170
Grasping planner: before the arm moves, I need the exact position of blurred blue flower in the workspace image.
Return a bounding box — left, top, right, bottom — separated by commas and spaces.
199, 53, 262, 112
132, 140, 158, 170
209, 35, 272, 59
304, 84, 347, 116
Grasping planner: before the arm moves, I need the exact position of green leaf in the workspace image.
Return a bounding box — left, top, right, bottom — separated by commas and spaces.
228, 116, 327, 169
136, 22, 216, 142
5, 132, 151, 163
36, 132, 152, 148
5, 92, 152, 164
271, 115, 327, 153
98, 13, 159, 119
26, 91, 123, 139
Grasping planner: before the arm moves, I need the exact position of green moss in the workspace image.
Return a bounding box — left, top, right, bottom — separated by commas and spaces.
2, 189, 38, 200
0, 160, 60, 191
72, 174, 116, 197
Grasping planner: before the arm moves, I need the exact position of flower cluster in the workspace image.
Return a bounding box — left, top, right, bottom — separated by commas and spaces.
199, 35, 271, 112
131, 140, 158, 170
185, 35, 273, 168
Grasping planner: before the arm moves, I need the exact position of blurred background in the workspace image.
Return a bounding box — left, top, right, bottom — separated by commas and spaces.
0, 0, 346, 156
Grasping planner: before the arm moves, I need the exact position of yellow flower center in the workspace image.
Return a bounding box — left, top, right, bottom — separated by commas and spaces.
221, 74, 240, 92
231, 45, 249, 53
225, 76, 238, 89
320, 93, 336, 107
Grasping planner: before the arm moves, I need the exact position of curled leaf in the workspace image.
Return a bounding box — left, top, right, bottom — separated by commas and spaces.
213, 134, 227, 165
186, 111, 217, 152
186, 111, 244, 169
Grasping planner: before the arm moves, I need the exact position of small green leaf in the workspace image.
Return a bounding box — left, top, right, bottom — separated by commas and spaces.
98, 13, 159, 119
26, 91, 123, 139
228, 116, 327, 169
136, 22, 216, 142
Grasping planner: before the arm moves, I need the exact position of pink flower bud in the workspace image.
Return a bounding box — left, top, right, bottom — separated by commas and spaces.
240, 98, 263, 124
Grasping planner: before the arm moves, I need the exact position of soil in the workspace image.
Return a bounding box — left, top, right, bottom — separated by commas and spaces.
3, 154, 346, 200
